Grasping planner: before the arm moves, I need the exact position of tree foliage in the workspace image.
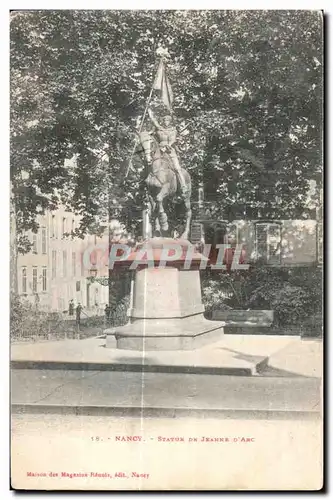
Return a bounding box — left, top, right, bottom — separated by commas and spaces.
10, 10, 323, 242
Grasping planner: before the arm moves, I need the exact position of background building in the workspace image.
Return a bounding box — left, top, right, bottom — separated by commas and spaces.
16, 207, 109, 314
191, 218, 322, 267
190, 181, 323, 267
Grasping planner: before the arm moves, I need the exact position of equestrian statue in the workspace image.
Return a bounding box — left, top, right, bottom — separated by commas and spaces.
138, 108, 192, 240
130, 53, 192, 240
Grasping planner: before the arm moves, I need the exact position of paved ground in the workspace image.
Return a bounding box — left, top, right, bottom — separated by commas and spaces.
11, 334, 322, 377
11, 368, 321, 418
264, 338, 323, 378
10, 335, 323, 490
10, 335, 322, 419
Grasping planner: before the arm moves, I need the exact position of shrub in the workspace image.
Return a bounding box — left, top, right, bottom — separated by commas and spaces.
10, 293, 49, 339
201, 263, 322, 327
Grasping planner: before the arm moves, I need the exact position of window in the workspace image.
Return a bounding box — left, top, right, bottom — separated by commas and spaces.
72, 252, 76, 277
52, 215, 57, 238
204, 225, 216, 245
212, 224, 226, 246
71, 219, 75, 234
255, 223, 282, 265
76, 281, 81, 292
41, 227, 47, 254
42, 268, 47, 292
52, 250, 57, 278
63, 251, 67, 277
62, 217, 66, 238
81, 255, 85, 277
32, 233, 37, 254
198, 186, 204, 206
190, 222, 203, 244
32, 267, 37, 293
22, 268, 27, 294
226, 223, 239, 245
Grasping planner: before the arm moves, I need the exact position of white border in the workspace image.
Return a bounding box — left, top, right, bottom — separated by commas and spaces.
1, 4, 329, 499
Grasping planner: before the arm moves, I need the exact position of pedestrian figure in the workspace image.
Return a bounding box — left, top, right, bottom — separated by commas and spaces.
76, 303, 83, 330
68, 299, 74, 316
105, 304, 111, 323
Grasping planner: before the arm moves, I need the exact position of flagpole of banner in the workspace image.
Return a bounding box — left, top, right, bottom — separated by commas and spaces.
124, 58, 163, 179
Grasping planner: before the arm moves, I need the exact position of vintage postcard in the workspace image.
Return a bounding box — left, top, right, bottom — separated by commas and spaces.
10, 9, 323, 491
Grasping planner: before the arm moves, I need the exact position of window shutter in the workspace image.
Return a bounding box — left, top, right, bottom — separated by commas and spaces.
255, 223, 281, 265
267, 224, 282, 265
190, 222, 203, 245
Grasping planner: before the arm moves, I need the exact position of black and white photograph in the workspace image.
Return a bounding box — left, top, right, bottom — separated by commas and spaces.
9, 9, 323, 491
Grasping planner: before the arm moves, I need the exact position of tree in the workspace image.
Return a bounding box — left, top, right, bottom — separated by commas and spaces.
10, 10, 323, 245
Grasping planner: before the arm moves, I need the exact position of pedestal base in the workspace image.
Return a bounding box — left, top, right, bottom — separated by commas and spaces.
106, 238, 224, 351
105, 315, 224, 351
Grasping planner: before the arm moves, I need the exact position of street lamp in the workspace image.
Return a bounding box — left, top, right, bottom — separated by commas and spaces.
87, 267, 110, 286
89, 267, 98, 281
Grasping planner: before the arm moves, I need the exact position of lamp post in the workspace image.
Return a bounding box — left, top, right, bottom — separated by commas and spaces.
87, 267, 110, 286
89, 267, 98, 281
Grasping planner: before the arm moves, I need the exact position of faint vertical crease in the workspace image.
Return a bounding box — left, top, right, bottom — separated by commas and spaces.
139, 265, 147, 492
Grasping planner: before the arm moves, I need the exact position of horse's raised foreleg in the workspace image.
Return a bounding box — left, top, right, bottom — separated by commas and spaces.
181, 194, 192, 240
147, 195, 160, 237
155, 215, 161, 235
146, 196, 155, 238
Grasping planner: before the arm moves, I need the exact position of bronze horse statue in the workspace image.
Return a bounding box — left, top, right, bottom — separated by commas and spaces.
138, 130, 192, 240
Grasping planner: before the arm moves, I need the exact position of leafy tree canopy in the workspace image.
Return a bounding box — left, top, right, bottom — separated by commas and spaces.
10, 10, 323, 244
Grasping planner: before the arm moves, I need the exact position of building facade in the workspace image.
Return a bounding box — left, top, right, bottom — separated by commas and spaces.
190, 180, 323, 267
190, 218, 322, 267
16, 207, 109, 313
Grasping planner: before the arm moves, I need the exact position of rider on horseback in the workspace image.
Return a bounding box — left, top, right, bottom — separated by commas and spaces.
148, 108, 188, 196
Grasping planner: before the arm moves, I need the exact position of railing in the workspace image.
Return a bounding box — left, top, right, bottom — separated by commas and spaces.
11, 300, 130, 343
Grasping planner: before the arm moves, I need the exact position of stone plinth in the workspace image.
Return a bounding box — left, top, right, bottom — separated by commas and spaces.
105, 238, 224, 351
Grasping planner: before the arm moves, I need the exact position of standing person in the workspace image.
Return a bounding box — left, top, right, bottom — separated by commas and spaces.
105, 304, 111, 324
76, 303, 83, 330
68, 299, 74, 317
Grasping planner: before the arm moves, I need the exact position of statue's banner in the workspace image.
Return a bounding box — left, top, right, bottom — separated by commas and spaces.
153, 59, 173, 111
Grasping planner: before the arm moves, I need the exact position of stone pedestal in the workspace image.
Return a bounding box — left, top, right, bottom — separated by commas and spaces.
105, 238, 224, 351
